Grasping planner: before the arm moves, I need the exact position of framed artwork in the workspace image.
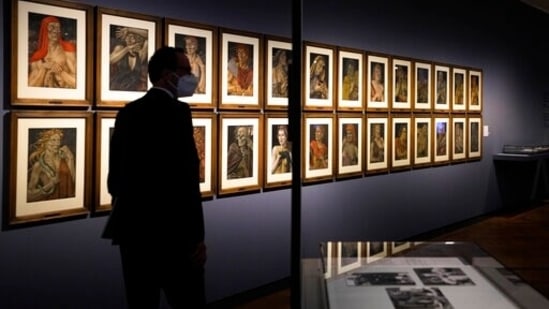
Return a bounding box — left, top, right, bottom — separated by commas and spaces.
336, 114, 363, 178
8, 110, 92, 225
265, 114, 292, 188
366, 241, 388, 263
468, 116, 483, 160
391, 115, 411, 169
366, 114, 389, 174
451, 116, 467, 161
96, 7, 161, 107
165, 18, 218, 109
337, 241, 362, 274
192, 112, 217, 198
303, 113, 334, 183
304, 42, 335, 111
218, 113, 262, 195
391, 241, 411, 254
265, 36, 291, 110
414, 61, 432, 111
413, 115, 432, 167
367, 54, 389, 111
469, 70, 483, 112
434, 115, 450, 164
219, 29, 262, 109
337, 48, 364, 111
452, 67, 467, 112
12, 0, 93, 106
94, 110, 117, 213
392, 58, 412, 110
434, 64, 450, 111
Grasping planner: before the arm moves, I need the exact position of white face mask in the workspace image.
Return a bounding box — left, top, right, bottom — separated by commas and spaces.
175, 74, 198, 97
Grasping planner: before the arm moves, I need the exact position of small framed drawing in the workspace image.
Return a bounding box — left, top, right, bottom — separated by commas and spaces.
452, 67, 467, 112
94, 110, 117, 213
337, 47, 364, 111
265, 36, 291, 110
219, 28, 262, 109
12, 0, 93, 106
8, 110, 92, 226
336, 114, 363, 178
265, 113, 292, 188
337, 241, 362, 274
414, 61, 432, 111
391, 241, 411, 254
218, 113, 262, 195
192, 112, 217, 198
413, 114, 432, 167
96, 7, 161, 107
469, 70, 483, 112
391, 115, 411, 170
434, 115, 450, 164
366, 241, 388, 263
303, 113, 334, 183
304, 42, 335, 111
434, 64, 450, 111
451, 116, 467, 161
165, 18, 218, 109
366, 114, 389, 174
392, 58, 412, 111
468, 116, 482, 160
367, 54, 389, 111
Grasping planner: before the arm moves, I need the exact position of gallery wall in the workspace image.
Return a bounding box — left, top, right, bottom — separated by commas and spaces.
1, 0, 549, 308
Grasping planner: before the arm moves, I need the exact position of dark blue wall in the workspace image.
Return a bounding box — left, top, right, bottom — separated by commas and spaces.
1, 0, 549, 307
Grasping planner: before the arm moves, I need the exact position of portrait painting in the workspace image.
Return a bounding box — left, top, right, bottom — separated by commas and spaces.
266, 37, 291, 109
303, 114, 334, 182
9, 111, 92, 225
337, 49, 363, 111
434, 116, 450, 163
469, 70, 483, 112
166, 19, 217, 108
304, 43, 335, 110
452, 67, 467, 112
392, 58, 412, 110
366, 115, 389, 173
367, 55, 389, 110
434, 64, 450, 111
94, 111, 117, 212
337, 241, 362, 274
452, 117, 467, 161
337, 115, 363, 177
265, 115, 292, 188
192, 112, 216, 198
413, 116, 432, 166
13, 0, 92, 106
391, 116, 411, 169
468, 116, 482, 159
97, 7, 161, 106
414, 61, 432, 111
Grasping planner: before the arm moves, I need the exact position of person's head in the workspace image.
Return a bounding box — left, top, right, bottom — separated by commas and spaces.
311, 56, 326, 77
184, 36, 199, 54
236, 126, 250, 147
372, 63, 382, 80
314, 125, 325, 141
36, 128, 63, 153
277, 125, 288, 146
274, 49, 288, 67
236, 44, 250, 64
344, 124, 355, 143
148, 46, 196, 97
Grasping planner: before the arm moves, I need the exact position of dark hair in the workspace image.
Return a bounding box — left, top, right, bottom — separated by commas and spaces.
148, 46, 185, 83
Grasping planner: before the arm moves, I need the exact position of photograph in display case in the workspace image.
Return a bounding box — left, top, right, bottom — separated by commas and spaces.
391, 115, 411, 169
337, 241, 362, 274
304, 113, 334, 182
452, 67, 467, 112
218, 113, 262, 195
94, 111, 117, 212
96, 7, 161, 107
265, 114, 292, 188
468, 116, 482, 159
219, 29, 261, 109
337, 48, 364, 111
414, 61, 432, 111
367, 54, 389, 110
469, 70, 483, 112
8, 111, 92, 225
414, 267, 475, 286
192, 112, 217, 198
265, 36, 291, 110
413, 115, 432, 167
366, 114, 389, 173
434, 116, 450, 163
392, 58, 412, 110
366, 241, 388, 263
165, 18, 217, 108
12, 0, 93, 106
434, 64, 450, 111
346, 272, 416, 287
452, 116, 467, 161
386, 287, 454, 308
337, 114, 363, 178
304, 42, 335, 111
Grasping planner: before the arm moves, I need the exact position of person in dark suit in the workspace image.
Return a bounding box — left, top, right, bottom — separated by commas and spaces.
102, 46, 206, 308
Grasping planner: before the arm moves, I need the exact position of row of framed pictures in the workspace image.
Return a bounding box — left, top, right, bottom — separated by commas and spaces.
12, 0, 483, 114
6, 109, 482, 226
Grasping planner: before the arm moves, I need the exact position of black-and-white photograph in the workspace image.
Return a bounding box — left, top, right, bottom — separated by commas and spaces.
414, 267, 475, 286
346, 272, 415, 286
386, 287, 454, 309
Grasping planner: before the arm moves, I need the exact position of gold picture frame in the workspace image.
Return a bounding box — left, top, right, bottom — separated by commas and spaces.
304, 42, 335, 111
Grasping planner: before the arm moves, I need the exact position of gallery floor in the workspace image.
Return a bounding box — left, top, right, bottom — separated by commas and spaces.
208, 201, 549, 308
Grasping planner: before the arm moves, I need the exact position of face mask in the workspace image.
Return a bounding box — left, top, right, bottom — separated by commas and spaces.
175, 74, 198, 97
